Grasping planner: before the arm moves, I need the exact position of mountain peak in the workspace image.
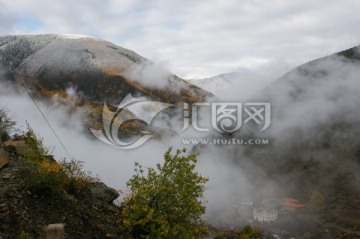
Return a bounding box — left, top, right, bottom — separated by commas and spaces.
0, 34, 211, 104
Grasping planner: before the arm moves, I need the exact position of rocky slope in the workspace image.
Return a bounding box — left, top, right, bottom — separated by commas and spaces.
0, 141, 124, 239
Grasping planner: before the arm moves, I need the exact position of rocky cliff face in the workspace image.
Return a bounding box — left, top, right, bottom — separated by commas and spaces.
0, 140, 123, 239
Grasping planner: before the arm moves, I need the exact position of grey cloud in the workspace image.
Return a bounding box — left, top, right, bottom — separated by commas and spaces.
1, 0, 360, 79
0, 3, 15, 35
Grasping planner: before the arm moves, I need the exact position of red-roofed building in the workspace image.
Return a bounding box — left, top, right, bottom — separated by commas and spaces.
281, 198, 305, 208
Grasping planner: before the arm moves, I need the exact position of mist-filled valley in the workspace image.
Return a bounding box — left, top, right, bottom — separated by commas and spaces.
0, 34, 359, 239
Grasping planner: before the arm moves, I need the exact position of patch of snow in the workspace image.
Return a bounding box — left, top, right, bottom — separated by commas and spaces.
187, 74, 233, 95
60, 34, 95, 39
187, 71, 277, 100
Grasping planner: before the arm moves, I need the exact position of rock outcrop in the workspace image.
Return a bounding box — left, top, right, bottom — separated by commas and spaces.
0, 146, 124, 239
90, 182, 120, 204
0, 148, 9, 170
3, 141, 29, 155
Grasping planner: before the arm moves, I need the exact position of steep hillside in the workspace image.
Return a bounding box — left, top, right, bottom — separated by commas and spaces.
231, 45, 360, 238
0, 35, 211, 104
0, 141, 124, 239
0, 35, 212, 131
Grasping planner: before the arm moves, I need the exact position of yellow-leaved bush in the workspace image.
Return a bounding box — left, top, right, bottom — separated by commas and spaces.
22, 125, 97, 195
120, 148, 208, 239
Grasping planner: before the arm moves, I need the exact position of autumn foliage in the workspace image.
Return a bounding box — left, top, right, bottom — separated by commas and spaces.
120, 148, 208, 239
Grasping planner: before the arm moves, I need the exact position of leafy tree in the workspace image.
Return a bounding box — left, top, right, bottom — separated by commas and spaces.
121, 148, 208, 239
307, 190, 326, 211
0, 107, 16, 142
23, 123, 50, 162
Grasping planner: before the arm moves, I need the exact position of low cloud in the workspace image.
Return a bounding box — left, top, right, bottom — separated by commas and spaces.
1, 45, 360, 228
127, 61, 172, 89
0, 75, 267, 226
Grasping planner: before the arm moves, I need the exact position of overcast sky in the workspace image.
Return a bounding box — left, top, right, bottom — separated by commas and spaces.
0, 0, 359, 79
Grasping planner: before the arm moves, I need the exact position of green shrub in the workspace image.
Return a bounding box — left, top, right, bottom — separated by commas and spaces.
307, 190, 326, 211
23, 159, 68, 195
23, 124, 50, 162
18, 231, 38, 239
61, 159, 99, 193
120, 147, 208, 239
22, 125, 97, 195
0, 107, 16, 143
24, 158, 98, 195
21, 125, 65, 195
214, 225, 264, 239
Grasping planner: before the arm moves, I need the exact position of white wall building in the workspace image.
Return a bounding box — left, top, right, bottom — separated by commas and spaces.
253, 203, 278, 223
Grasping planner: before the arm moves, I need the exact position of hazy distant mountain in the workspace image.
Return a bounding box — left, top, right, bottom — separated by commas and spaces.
235, 45, 360, 237
187, 71, 276, 100
190, 44, 360, 237
187, 73, 233, 95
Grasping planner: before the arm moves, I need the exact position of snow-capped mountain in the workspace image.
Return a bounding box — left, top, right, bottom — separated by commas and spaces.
0, 34, 211, 105
187, 73, 233, 95
187, 71, 276, 100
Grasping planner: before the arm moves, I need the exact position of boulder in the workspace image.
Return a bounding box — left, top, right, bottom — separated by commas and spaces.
3, 141, 29, 155
0, 148, 9, 170
46, 224, 65, 239
90, 182, 119, 203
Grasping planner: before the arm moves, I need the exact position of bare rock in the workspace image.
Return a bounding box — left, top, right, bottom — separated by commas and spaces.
90, 182, 119, 204
1, 173, 13, 179
3, 141, 29, 155
46, 224, 65, 239
0, 148, 9, 170
0, 203, 10, 220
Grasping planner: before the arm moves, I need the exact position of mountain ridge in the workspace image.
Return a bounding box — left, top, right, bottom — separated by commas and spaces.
0, 34, 212, 104
0, 34, 212, 133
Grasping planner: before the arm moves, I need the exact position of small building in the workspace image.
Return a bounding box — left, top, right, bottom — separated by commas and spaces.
253, 199, 278, 223
253, 207, 278, 223
281, 198, 305, 209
